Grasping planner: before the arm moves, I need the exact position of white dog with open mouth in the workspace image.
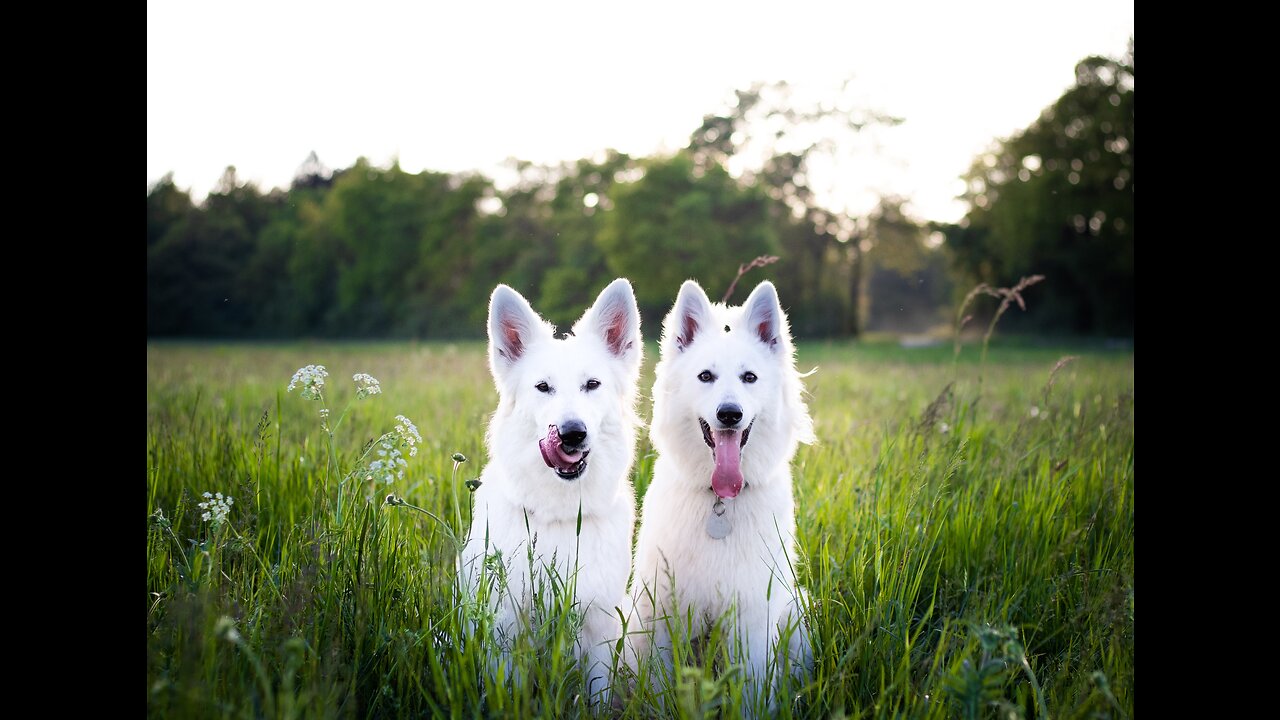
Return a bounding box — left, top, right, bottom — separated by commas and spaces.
459, 279, 642, 705
628, 279, 814, 705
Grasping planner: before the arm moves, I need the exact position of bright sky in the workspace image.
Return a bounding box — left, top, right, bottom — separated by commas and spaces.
147, 1, 1133, 224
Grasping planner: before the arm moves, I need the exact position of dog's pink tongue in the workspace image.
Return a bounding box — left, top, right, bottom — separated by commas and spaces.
539, 425, 562, 468
711, 430, 743, 498
539, 425, 582, 471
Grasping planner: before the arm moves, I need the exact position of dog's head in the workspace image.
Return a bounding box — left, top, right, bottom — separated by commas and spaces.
487, 278, 643, 483
652, 279, 814, 496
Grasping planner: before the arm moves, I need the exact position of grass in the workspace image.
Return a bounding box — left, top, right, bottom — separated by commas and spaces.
146, 338, 1134, 719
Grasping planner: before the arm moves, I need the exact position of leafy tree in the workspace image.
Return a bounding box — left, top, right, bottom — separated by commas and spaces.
147, 167, 280, 335
297, 158, 488, 337
292, 150, 337, 192
146, 173, 192, 249
537, 151, 636, 326
948, 41, 1134, 335
472, 152, 639, 331
688, 80, 901, 334
598, 153, 778, 322
862, 197, 952, 332
146, 174, 196, 334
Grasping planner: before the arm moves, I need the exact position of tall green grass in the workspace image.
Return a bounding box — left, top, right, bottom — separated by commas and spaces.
146, 339, 1133, 718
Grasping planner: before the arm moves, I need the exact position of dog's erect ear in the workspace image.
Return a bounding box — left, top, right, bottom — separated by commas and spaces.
669, 280, 714, 352
578, 278, 641, 364
488, 284, 547, 378
742, 281, 783, 352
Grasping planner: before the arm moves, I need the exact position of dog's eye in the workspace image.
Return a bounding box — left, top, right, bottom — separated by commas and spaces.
584, 379, 601, 391
535, 381, 552, 393
698, 370, 715, 383
741, 371, 758, 384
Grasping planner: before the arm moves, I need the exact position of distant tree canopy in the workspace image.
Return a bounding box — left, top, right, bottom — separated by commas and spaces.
944, 41, 1134, 336
148, 45, 1133, 339
600, 154, 777, 324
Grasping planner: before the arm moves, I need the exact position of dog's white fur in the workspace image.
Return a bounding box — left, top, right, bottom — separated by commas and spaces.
628, 279, 815, 702
459, 279, 642, 704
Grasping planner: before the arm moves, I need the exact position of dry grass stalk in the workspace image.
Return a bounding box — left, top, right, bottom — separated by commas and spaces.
722, 255, 780, 303
1043, 355, 1080, 406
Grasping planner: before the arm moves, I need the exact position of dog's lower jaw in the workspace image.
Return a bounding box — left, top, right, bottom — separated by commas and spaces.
554, 453, 589, 480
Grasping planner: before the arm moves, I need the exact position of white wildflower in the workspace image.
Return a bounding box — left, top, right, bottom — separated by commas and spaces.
395, 415, 422, 457
197, 492, 234, 528
353, 373, 382, 399
365, 415, 422, 484
366, 441, 407, 485
215, 616, 241, 643
287, 364, 328, 400
938, 422, 951, 434
1029, 406, 1041, 418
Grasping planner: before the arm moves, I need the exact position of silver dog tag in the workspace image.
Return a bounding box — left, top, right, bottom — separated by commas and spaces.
706, 498, 731, 539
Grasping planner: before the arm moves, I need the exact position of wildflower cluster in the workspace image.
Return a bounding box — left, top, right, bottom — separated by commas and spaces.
367, 441, 408, 485
287, 365, 328, 400
366, 414, 423, 485
199, 492, 234, 528
394, 415, 422, 457
150, 507, 171, 529
353, 373, 382, 399
286, 363, 422, 490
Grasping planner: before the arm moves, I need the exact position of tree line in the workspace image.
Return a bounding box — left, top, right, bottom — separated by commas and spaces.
148, 44, 1132, 339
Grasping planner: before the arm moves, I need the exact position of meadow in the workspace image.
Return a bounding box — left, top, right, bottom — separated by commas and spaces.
146, 339, 1134, 719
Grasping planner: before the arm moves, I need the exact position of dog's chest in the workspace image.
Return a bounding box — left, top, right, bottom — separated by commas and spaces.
658, 491, 795, 598
489, 507, 632, 604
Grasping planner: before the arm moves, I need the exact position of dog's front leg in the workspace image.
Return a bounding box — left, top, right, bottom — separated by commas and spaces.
775, 588, 813, 684
622, 581, 677, 699
733, 608, 778, 718
487, 600, 525, 694
580, 603, 622, 706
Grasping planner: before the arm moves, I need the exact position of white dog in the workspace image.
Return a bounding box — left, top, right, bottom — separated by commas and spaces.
629, 279, 815, 705
459, 279, 643, 705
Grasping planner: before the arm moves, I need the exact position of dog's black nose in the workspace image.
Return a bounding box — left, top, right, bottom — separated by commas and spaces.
559, 419, 588, 448
716, 404, 743, 427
